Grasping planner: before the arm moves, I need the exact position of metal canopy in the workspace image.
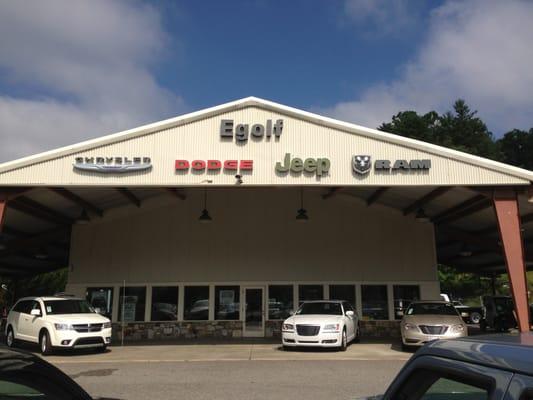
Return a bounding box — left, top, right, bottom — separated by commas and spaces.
0, 184, 531, 278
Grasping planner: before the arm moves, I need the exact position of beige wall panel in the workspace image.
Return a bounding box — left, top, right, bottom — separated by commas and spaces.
68, 189, 438, 285
0, 107, 527, 186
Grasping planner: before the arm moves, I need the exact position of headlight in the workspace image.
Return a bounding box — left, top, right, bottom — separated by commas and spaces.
451, 324, 465, 333
103, 322, 112, 329
282, 323, 294, 331
54, 323, 72, 331
404, 323, 418, 331
461, 312, 469, 317
323, 324, 340, 331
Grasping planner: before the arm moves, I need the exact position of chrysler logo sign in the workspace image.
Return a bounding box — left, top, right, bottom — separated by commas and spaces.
74, 157, 152, 173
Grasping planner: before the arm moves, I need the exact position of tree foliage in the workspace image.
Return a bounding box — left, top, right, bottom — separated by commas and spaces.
378, 99, 532, 168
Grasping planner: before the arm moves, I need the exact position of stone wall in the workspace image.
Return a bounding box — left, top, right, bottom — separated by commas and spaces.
112, 321, 243, 342
111, 319, 400, 342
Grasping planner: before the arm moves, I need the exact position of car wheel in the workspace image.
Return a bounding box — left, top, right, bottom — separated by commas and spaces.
40, 330, 53, 356
470, 312, 482, 325
6, 326, 15, 348
97, 345, 108, 353
401, 343, 411, 352
339, 329, 347, 352
353, 324, 361, 343
282, 345, 291, 351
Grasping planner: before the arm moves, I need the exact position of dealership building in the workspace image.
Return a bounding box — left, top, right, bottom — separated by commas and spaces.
0, 97, 531, 340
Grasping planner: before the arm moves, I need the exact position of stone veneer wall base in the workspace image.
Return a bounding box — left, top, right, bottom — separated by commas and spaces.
111, 320, 401, 342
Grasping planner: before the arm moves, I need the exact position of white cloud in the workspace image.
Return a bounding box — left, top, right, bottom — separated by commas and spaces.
0, 0, 186, 162
344, 0, 417, 35
325, 0, 533, 133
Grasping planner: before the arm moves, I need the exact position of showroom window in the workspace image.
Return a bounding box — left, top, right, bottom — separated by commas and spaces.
86, 287, 113, 319
184, 286, 209, 320
118, 287, 146, 322
329, 285, 356, 306
298, 285, 324, 304
393, 285, 420, 320
151, 286, 178, 321
361, 285, 389, 320
215, 286, 240, 320
268, 285, 294, 319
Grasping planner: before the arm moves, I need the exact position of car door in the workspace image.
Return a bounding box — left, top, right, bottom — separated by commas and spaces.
383, 355, 513, 400
13, 300, 33, 341
26, 301, 44, 342
504, 373, 533, 400
342, 302, 356, 340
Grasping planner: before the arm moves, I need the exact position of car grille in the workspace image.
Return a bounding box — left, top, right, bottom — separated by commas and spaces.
419, 325, 448, 335
296, 325, 320, 336
72, 323, 103, 333
73, 337, 104, 346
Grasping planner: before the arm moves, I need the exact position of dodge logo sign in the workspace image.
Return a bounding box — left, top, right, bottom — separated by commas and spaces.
352, 155, 371, 174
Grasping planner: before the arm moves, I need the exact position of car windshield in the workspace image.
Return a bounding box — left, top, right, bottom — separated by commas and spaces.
406, 303, 459, 316
297, 302, 343, 315
44, 300, 95, 315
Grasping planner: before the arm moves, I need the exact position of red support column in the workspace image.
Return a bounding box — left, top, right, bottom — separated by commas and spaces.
0, 193, 7, 233
493, 190, 531, 332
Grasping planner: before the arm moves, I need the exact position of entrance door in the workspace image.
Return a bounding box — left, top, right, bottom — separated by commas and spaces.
243, 287, 264, 337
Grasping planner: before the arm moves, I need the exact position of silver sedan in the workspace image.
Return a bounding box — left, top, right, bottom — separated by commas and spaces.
401, 301, 467, 350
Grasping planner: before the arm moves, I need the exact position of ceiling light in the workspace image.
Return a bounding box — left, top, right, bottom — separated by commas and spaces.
198, 189, 212, 223
76, 209, 90, 225
34, 247, 48, 260
296, 188, 309, 222
415, 208, 430, 223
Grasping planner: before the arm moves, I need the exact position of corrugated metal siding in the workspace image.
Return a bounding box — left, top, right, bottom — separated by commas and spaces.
68, 188, 438, 284
0, 106, 528, 186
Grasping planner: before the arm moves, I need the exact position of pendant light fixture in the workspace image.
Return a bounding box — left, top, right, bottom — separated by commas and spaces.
76, 209, 90, 225
295, 188, 309, 222
198, 189, 212, 223
414, 208, 430, 223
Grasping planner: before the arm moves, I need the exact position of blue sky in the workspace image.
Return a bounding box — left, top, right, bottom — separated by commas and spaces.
154, 0, 437, 109
0, 0, 532, 162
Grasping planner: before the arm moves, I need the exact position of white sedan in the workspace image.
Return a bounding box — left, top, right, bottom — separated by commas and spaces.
281, 300, 360, 351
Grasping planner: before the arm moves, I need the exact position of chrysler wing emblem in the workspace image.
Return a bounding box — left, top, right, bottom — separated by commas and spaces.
73, 163, 152, 173
352, 155, 372, 174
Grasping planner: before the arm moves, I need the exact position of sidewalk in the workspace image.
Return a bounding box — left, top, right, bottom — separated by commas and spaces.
41, 338, 411, 364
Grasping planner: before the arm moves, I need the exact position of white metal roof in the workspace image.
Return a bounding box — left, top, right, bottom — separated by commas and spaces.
0, 96, 532, 184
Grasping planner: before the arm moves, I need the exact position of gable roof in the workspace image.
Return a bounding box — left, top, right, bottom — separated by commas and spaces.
0, 96, 532, 183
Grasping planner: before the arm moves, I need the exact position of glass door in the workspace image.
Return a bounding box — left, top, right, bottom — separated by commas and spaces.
243, 287, 264, 337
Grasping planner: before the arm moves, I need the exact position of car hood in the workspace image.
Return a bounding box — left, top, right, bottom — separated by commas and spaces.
402, 315, 464, 325
45, 314, 110, 324
285, 314, 344, 325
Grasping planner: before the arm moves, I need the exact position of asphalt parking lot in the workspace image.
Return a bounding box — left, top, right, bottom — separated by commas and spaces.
44, 341, 411, 400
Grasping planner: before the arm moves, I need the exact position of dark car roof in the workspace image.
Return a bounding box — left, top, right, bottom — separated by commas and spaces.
417, 333, 533, 376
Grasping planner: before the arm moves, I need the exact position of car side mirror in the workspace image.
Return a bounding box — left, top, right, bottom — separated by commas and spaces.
397, 310, 404, 317
346, 310, 354, 317
30, 309, 41, 316
94, 307, 102, 314
289, 310, 295, 316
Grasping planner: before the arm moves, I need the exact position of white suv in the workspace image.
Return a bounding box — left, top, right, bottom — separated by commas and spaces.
6, 296, 112, 355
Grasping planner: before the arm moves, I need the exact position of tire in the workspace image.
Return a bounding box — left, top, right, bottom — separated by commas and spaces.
401, 343, 410, 352
353, 324, 361, 343
40, 330, 53, 356
97, 344, 108, 353
6, 326, 15, 348
282, 345, 291, 351
339, 329, 347, 352
470, 312, 482, 325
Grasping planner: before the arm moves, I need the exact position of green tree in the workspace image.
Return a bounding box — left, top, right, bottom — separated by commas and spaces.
378, 99, 500, 160
379, 110, 440, 143
435, 100, 499, 159
497, 128, 533, 170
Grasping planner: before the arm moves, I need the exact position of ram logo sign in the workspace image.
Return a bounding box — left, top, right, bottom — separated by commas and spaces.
352, 155, 372, 174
